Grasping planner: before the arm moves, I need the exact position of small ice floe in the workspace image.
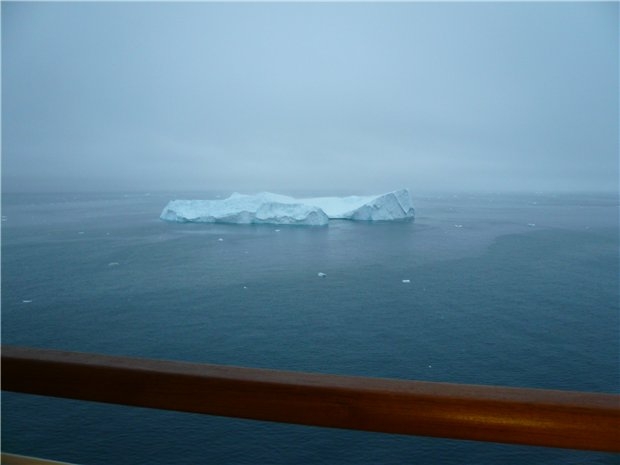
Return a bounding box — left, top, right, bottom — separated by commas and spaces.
1, 216, 7, 222
527, 223, 536, 227
22, 300, 32, 304
78, 231, 85, 235
428, 365, 432, 368
317, 272, 327, 278
217, 238, 224, 242
454, 224, 463, 228
402, 279, 411, 283
108, 262, 120, 267
274, 229, 281, 232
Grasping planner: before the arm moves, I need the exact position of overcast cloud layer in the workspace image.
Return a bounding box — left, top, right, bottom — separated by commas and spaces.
2, 2, 618, 194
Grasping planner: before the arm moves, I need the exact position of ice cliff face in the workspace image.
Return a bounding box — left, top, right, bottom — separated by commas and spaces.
160, 189, 414, 226
160, 193, 329, 225
304, 189, 414, 221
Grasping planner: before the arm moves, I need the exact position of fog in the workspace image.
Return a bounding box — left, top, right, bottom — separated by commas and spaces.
2, 2, 618, 194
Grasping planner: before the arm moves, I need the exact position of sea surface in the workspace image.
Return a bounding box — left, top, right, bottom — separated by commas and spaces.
2, 191, 619, 465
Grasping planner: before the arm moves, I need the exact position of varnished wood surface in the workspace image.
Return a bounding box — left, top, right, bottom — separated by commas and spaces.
1, 453, 76, 465
2, 345, 619, 452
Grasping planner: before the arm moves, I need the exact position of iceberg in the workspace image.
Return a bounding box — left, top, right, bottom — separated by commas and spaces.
160, 189, 414, 226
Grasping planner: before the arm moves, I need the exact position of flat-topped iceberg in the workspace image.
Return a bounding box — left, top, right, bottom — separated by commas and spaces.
160, 189, 414, 226
160, 193, 329, 225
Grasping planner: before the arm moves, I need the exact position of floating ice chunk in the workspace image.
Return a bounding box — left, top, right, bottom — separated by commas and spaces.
22, 300, 32, 303
160, 189, 414, 226
402, 279, 411, 283
218, 238, 224, 242
304, 189, 415, 221
160, 195, 328, 226
275, 229, 281, 232
108, 262, 120, 267
527, 223, 536, 227
317, 272, 327, 278
454, 224, 463, 228
78, 231, 85, 235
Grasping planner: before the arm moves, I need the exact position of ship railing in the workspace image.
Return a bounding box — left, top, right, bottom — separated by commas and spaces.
2, 345, 619, 464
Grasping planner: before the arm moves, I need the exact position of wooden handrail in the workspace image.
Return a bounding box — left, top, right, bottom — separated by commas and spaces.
2, 345, 619, 452
1, 453, 77, 465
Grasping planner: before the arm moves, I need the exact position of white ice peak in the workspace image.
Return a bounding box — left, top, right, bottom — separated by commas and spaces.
160, 189, 415, 226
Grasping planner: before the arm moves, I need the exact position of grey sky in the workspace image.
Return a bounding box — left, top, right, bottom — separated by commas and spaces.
2, 2, 618, 194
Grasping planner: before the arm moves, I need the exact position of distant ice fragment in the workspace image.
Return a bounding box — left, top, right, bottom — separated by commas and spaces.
454, 224, 463, 228
402, 279, 411, 283
317, 272, 327, 278
78, 231, 85, 235
160, 189, 414, 226
218, 238, 224, 242
108, 262, 120, 267
527, 223, 536, 227
22, 300, 32, 303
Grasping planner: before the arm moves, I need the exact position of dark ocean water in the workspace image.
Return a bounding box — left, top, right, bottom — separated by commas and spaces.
2, 191, 619, 465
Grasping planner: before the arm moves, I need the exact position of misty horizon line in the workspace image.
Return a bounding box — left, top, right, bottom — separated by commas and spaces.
2, 185, 618, 198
